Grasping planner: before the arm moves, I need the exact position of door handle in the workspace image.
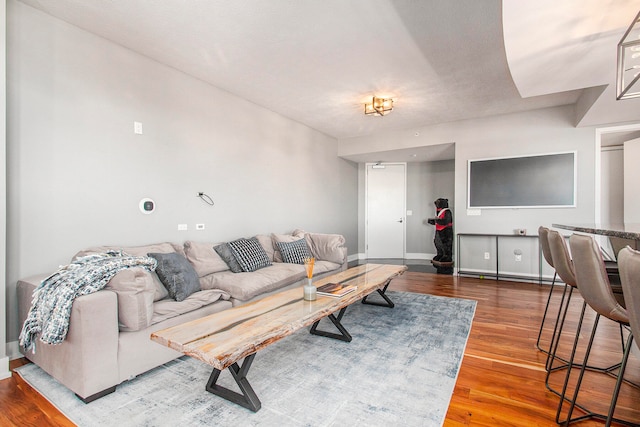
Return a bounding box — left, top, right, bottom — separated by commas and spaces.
397, 218, 403, 223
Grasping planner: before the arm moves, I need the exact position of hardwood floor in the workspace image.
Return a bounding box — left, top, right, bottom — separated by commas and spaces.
2, 271, 639, 426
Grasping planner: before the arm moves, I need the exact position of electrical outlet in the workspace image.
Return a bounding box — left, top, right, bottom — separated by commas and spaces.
196, 223, 205, 230
177, 224, 188, 231
515, 254, 522, 262
484, 252, 490, 260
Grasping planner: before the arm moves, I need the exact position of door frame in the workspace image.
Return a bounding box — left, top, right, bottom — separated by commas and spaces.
365, 162, 407, 259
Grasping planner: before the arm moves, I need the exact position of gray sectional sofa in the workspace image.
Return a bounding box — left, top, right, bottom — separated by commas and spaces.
17, 230, 347, 402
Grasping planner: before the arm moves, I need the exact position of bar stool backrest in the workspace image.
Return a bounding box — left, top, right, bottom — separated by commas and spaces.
618, 246, 640, 351
539, 226, 554, 268
547, 230, 575, 287
569, 234, 628, 324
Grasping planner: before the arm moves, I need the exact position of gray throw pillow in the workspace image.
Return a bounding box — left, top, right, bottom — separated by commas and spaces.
147, 252, 200, 302
277, 238, 312, 264
213, 243, 243, 273
228, 237, 272, 272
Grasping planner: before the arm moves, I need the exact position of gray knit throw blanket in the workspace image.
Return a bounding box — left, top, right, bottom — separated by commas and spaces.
19, 250, 157, 353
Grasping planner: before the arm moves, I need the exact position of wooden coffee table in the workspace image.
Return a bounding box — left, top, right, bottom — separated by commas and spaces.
150, 263, 407, 412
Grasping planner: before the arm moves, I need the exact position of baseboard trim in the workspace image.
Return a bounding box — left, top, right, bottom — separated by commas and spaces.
6, 340, 21, 361
0, 356, 11, 380
351, 253, 436, 261
347, 254, 361, 262
405, 253, 434, 260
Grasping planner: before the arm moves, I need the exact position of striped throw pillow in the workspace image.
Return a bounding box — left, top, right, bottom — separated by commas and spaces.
277, 238, 312, 264
228, 237, 272, 272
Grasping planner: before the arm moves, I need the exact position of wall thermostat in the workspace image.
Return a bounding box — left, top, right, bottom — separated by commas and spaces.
139, 198, 155, 214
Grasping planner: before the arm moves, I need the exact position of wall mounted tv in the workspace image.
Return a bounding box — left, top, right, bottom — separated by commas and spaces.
467, 151, 576, 209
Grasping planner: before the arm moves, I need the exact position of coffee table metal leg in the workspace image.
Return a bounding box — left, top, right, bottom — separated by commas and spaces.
361, 280, 395, 308
310, 307, 352, 342
205, 353, 261, 412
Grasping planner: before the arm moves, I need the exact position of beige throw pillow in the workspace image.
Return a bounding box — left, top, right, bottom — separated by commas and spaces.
72, 242, 180, 302
305, 233, 346, 264
255, 234, 275, 262
183, 240, 230, 277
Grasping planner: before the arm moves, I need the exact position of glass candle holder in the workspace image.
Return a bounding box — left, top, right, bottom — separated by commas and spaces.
303, 278, 317, 301
303, 258, 316, 301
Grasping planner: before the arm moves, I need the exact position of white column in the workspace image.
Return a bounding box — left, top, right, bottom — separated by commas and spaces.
0, 0, 10, 380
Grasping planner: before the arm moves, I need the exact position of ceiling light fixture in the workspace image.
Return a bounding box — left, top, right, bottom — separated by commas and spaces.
616, 9, 640, 100
364, 96, 394, 116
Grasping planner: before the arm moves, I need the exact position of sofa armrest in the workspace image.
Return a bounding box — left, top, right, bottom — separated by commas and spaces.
338, 246, 348, 270
18, 277, 120, 400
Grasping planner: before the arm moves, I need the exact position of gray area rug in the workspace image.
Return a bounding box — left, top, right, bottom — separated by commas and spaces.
15, 291, 476, 427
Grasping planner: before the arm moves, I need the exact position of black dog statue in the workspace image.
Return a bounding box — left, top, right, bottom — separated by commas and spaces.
427, 198, 453, 274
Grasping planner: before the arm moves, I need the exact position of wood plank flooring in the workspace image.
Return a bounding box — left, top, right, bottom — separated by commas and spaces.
2, 271, 639, 426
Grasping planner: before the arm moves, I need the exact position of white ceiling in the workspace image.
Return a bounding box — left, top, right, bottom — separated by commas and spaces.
503, 0, 640, 128
17, 0, 640, 159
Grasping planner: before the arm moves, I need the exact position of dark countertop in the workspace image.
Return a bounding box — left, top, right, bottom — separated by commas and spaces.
552, 223, 640, 240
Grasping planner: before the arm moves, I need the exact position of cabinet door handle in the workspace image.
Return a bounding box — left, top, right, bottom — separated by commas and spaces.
397, 218, 403, 223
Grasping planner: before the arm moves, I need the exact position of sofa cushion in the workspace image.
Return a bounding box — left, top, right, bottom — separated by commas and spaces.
105, 267, 156, 332
148, 252, 200, 302
151, 289, 230, 325
305, 233, 347, 264
200, 263, 306, 301
312, 260, 342, 275
72, 242, 182, 302
272, 230, 306, 262
276, 238, 312, 264
213, 243, 243, 273
228, 237, 272, 272
184, 241, 229, 277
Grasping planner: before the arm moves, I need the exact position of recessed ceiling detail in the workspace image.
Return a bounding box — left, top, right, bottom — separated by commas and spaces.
17, 0, 598, 139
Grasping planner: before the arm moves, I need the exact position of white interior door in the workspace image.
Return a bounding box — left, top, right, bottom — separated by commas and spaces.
366, 163, 406, 258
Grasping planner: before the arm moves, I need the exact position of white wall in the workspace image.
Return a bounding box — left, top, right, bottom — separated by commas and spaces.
5, 1, 358, 345
600, 146, 624, 225
341, 105, 598, 277
452, 107, 596, 234
624, 137, 640, 223
0, 0, 9, 378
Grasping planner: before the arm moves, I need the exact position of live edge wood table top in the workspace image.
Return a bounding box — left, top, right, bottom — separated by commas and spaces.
151, 263, 407, 370
150, 263, 407, 412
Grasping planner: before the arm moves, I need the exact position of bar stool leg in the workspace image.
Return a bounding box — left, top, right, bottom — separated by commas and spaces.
554, 301, 588, 422
560, 316, 634, 426
561, 314, 601, 425
545, 285, 573, 373
536, 272, 557, 353
605, 333, 634, 427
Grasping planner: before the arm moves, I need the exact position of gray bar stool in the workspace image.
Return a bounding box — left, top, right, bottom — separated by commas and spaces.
549, 231, 626, 422
560, 234, 636, 426
618, 247, 640, 426
545, 230, 583, 387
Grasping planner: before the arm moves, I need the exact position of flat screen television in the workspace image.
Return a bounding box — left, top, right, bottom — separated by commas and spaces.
467, 151, 576, 209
